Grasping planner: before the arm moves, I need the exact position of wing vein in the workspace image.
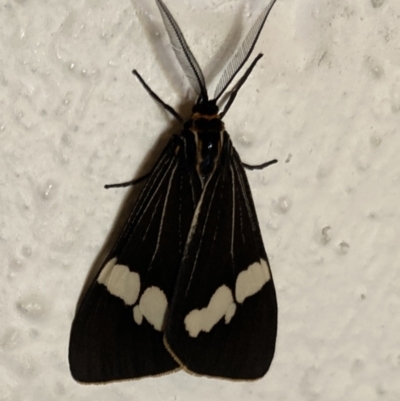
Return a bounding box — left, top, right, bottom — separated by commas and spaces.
229, 164, 236, 258
184, 173, 222, 295
149, 164, 179, 267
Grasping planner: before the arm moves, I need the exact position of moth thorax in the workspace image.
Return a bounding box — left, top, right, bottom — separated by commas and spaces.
191, 116, 224, 133
195, 129, 223, 178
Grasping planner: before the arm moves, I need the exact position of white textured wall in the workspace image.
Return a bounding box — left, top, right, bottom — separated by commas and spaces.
1, 0, 399, 399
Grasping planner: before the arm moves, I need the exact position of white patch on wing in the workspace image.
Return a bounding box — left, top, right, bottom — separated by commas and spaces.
184, 285, 236, 338
97, 258, 116, 283
133, 305, 143, 325
97, 258, 140, 306
225, 303, 237, 324
136, 286, 168, 331
235, 259, 271, 304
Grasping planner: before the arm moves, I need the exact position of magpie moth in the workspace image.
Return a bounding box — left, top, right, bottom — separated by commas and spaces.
69, 0, 278, 382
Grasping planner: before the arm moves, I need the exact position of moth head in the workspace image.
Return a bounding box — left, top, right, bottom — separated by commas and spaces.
192, 99, 219, 116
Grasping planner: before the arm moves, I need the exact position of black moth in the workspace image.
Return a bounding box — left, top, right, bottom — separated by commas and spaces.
69, 0, 278, 382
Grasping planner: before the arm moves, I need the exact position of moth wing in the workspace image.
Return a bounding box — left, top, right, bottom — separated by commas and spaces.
165, 137, 277, 380
69, 136, 201, 382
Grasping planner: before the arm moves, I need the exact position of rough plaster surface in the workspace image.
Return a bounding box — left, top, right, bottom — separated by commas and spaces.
1, 0, 400, 400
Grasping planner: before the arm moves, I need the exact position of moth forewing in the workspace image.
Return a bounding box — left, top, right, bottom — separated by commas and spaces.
164, 136, 277, 380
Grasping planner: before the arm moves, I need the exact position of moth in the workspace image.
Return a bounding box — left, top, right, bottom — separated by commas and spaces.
69, 0, 278, 382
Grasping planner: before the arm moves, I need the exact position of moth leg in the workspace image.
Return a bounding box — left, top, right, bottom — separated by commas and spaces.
104, 172, 151, 189
132, 70, 184, 123
242, 159, 278, 171
219, 53, 263, 118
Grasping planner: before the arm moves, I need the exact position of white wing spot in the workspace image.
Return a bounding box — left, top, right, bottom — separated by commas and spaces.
97, 258, 140, 306
184, 285, 236, 338
225, 303, 237, 324
137, 287, 168, 331
133, 305, 143, 325
235, 259, 271, 304
97, 257, 116, 282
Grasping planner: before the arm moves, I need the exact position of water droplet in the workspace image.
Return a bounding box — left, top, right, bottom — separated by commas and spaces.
338, 241, 350, 254
16, 295, 47, 319
376, 384, 386, 395
61, 132, 72, 145
368, 211, 378, 219
9, 258, 23, 271
236, 134, 252, 147
365, 56, 384, 79
0, 327, 20, 350
371, 0, 385, 8
41, 180, 56, 200
321, 226, 331, 244
276, 196, 292, 214
21, 246, 32, 258
370, 135, 382, 147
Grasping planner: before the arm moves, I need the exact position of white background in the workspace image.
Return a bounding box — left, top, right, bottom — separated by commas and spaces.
1, 0, 400, 400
